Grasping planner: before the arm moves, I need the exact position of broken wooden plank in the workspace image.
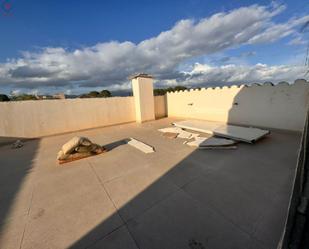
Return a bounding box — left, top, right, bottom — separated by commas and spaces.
128, 138, 155, 153
173, 120, 269, 143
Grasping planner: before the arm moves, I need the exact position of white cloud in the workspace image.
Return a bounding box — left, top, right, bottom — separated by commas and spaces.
0, 3, 308, 92
288, 36, 307, 45
172, 63, 307, 87
248, 16, 309, 44
10, 89, 21, 96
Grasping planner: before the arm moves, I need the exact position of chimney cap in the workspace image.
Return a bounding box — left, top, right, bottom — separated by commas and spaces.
129, 73, 153, 80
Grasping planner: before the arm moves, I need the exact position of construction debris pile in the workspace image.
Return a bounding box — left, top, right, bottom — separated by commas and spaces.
57, 136, 106, 164
159, 120, 270, 149
56, 136, 155, 164
159, 127, 199, 139
55, 120, 270, 164
11, 140, 23, 149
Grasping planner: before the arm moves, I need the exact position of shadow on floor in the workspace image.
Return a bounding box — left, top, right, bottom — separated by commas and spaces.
0, 138, 40, 232
68, 131, 300, 249
0, 136, 35, 147
102, 139, 128, 151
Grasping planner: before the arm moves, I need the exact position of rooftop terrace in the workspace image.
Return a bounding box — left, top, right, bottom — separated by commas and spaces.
1, 77, 308, 248
0, 118, 301, 249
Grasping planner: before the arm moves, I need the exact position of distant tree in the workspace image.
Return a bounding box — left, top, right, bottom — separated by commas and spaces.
154, 86, 188, 96
79, 89, 112, 98
153, 89, 166, 96
0, 94, 10, 101
80, 91, 99, 98
100, 90, 112, 97
88, 91, 100, 97
173, 86, 188, 92
11, 94, 37, 101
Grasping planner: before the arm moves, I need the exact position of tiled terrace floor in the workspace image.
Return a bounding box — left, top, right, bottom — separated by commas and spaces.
0, 118, 301, 249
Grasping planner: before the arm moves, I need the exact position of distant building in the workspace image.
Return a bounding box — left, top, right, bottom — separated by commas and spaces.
53, 93, 66, 99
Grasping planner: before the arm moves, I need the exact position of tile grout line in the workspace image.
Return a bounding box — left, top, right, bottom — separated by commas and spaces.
84, 224, 126, 249
18, 225, 27, 249
124, 182, 183, 224
86, 162, 187, 228
102, 164, 150, 185
89, 167, 265, 249
180, 185, 268, 249
95, 162, 185, 225
88, 161, 142, 249
19, 178, 36, 249
197, 170, 272, 248
250, 190, 284, 246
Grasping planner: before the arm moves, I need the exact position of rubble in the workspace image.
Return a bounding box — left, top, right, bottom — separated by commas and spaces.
11, 140, 23, 149
163, 132, 178, 139
158, 126, 199, 139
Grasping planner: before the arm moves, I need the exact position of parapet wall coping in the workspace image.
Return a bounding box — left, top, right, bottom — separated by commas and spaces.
166, 79, 308, 95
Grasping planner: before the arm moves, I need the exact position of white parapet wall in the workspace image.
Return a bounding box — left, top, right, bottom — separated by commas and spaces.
0, 96, 136, 138
167, 79, 309, 131
1, 79, 308, 139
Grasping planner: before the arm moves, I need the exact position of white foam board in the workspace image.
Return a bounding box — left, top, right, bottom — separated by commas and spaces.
173, 120, 269, 143
128, 138, 155, 153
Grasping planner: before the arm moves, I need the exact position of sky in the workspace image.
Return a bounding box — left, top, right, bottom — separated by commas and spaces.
0, 0, 309, 95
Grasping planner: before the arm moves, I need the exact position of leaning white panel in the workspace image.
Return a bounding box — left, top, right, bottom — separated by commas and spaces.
214, 125, 269, 143
172, 120, 221, 134
173, 120, 269, 143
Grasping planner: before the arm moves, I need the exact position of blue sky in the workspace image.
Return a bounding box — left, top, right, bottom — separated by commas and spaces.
0, 0, 309, 95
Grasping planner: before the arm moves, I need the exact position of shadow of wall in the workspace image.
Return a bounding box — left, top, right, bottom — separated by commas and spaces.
0, 137, 36, 147
0, 138, 40, 235
227, 81, 309, 131
66, 129, 300, 249
65, 81, 309, 249
154, 95, 168, 119
3, 80, 306, 249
